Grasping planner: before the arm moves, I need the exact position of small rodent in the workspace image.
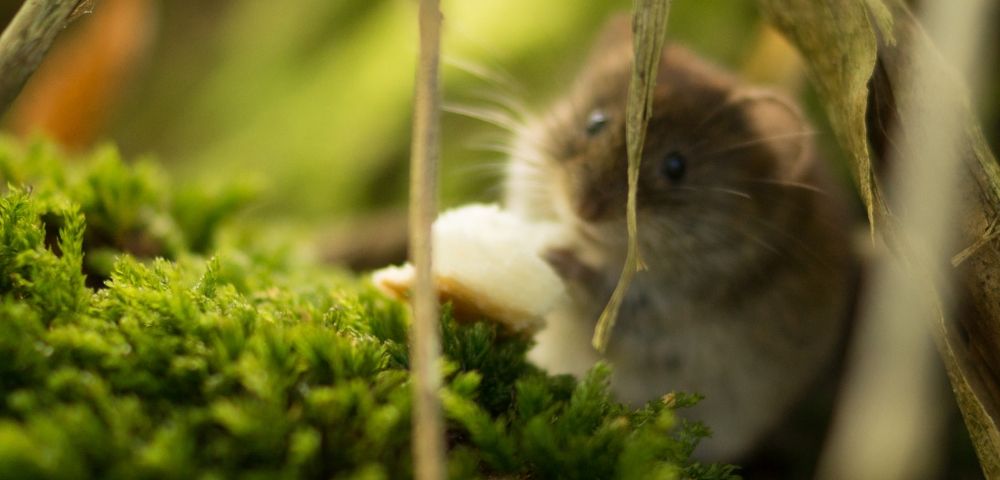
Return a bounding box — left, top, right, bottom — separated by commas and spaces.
504, 17, 856, 461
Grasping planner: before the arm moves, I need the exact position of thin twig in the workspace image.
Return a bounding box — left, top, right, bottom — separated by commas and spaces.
409, 0, 445, 479
0, 0, 92, 115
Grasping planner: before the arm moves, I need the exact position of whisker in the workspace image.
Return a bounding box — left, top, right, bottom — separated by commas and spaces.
481, 182, 506, 200
469, 144, 545, 165
464, 140, 522, 158
674, 213, 821, 271
443, 55, 522, 93
729, 178, 829, 195
462, 89, 531, 120
451, 160, 509, 176
443, 103, 523, 133
739, 214, 834, 271
735, 227, 782, 256
698, 130, 818, 158
672, 185, 754, 200
461, 130, 511, 147
705, 186, 753, 200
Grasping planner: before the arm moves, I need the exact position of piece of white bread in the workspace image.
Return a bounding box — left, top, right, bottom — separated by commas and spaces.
372, 204, 565, 333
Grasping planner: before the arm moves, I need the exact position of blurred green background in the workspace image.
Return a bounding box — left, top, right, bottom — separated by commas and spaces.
0, 0, 996, 232
0, 1, 762, 221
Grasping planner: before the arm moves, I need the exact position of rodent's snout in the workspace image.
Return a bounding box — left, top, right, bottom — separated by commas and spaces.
573, 191, 612, 223
563, 159, 625, 224
575, 195, 608, 222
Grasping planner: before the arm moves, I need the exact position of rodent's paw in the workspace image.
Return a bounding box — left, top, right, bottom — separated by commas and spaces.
543, 247, 600, 286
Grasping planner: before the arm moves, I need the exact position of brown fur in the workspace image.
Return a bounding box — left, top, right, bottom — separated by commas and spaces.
505, 16, 856, 460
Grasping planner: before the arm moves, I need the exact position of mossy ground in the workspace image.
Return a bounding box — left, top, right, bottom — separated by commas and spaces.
0, 138, 738, 479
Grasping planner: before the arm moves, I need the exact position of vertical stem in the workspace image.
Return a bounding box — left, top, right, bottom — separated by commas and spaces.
409, 0, 445, 479
0, 0, 89, 115
817, 1, 993, 478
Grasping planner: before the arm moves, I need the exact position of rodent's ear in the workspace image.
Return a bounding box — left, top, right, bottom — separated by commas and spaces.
729, 89, 813, 179
593, 14, 632, 46
585, 14, 634, 64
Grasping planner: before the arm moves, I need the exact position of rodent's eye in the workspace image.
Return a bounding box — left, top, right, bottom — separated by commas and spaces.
585, 110, 608, 136
660, 152, 686, 182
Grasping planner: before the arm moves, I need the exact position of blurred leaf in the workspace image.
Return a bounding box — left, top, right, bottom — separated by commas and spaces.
758, 0, 1000, 476
866, 3, 1000, 477
756, 0, 881, 229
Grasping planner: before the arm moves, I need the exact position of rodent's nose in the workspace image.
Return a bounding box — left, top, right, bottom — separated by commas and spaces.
575, 196, 607, 222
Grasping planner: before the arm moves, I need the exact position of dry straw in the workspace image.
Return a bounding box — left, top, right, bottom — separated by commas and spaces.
817, 1, 995, 478
409, 0, 446, 479
592, 0, 673, 352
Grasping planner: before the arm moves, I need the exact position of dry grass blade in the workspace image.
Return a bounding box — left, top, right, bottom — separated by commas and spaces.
818, 1, 994, 477
592, 0, 672, 352
760, 0, 1000, 476
756, 0, 881, 232
409, 0, 445, 478
0, 0, 93, 115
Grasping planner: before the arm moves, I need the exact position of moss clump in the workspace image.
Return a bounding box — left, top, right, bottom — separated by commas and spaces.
0, 138, 738, 479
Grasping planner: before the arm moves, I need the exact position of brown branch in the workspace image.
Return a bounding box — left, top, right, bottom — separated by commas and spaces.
0, 0, 93, 116
409, 0, 445, 479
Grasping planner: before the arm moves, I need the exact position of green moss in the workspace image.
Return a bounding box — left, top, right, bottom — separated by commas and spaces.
0, 138, 737, 479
